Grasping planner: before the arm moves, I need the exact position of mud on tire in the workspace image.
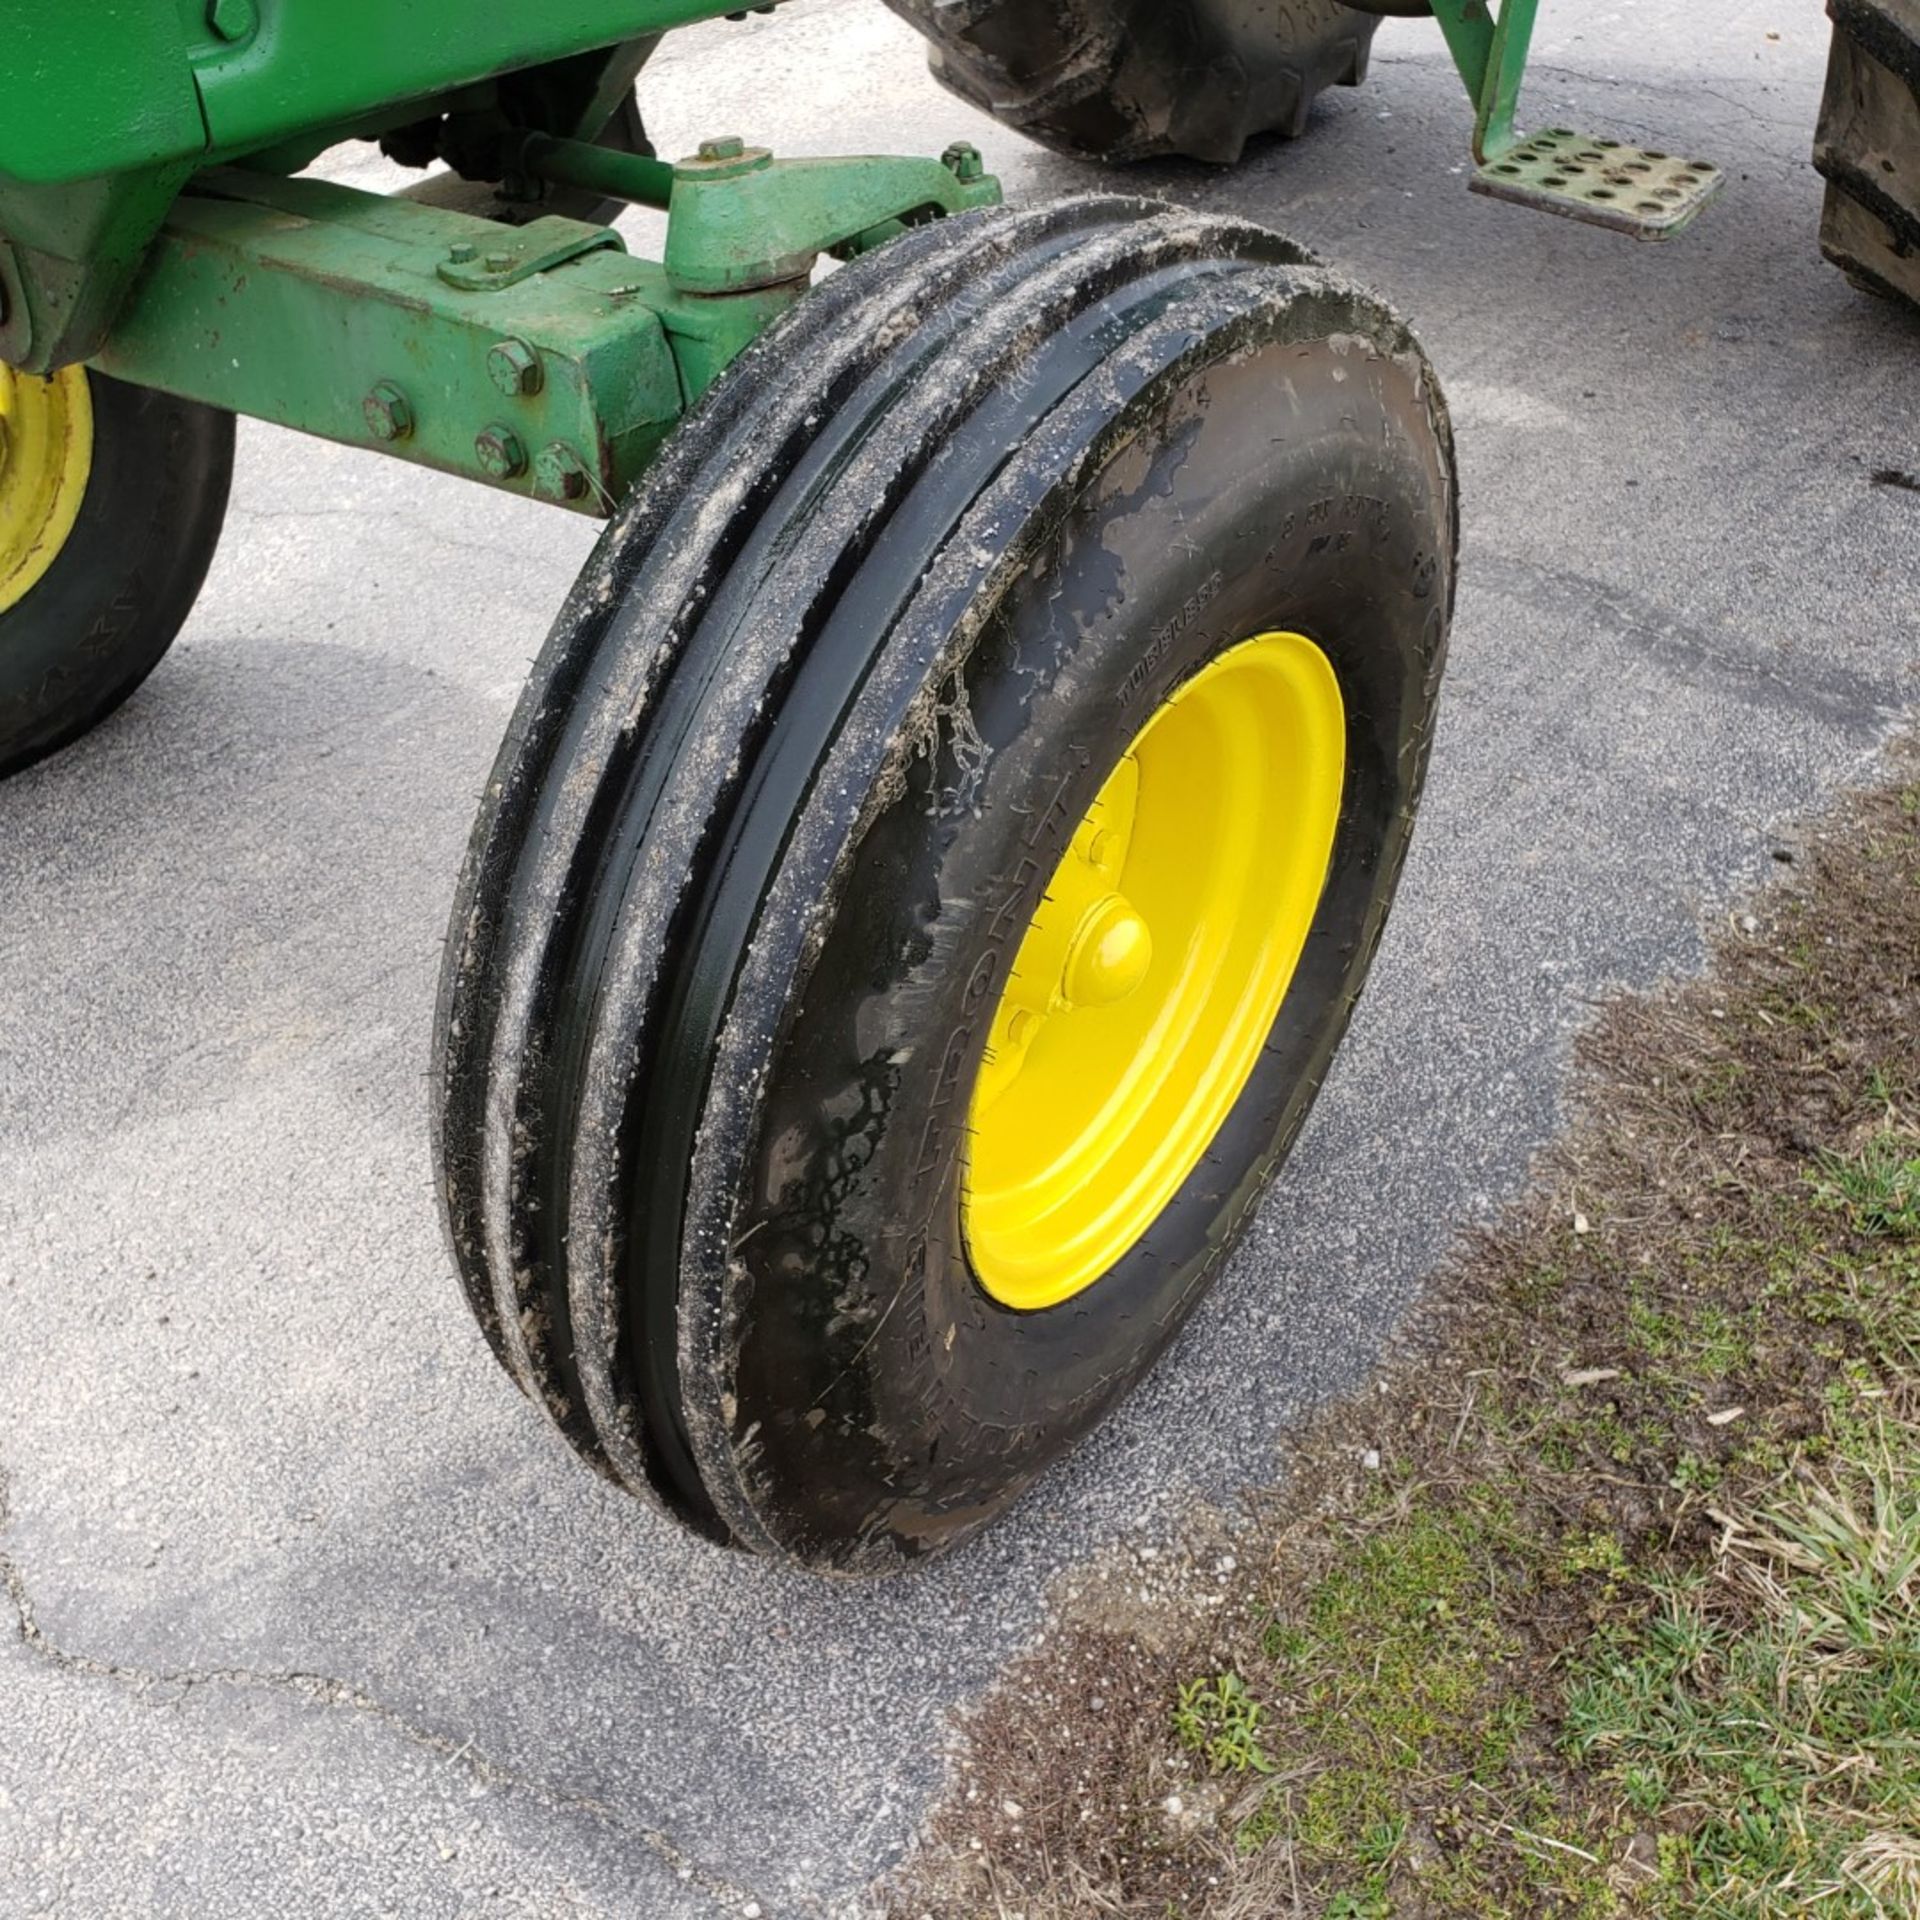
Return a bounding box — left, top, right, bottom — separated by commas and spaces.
434, 197, 1455, 1574
882, 0, 1384, 165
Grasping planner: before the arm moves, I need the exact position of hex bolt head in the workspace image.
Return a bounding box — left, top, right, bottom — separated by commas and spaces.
533, 442, 592, 502
484, 251, 513, 274
447, 241, 479, 266
363, 382, 413, 443
697, 135, 747, 162
941, 142, 984, 184
487, 339, 543, 398
206, 0, 259, 43
475, 424, 528, 480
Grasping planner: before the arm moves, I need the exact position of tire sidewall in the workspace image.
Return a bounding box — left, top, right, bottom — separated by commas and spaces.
707, 322, 1450, 1559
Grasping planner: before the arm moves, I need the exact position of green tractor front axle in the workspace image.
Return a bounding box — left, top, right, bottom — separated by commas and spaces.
1, 0, 1003, 505
87, 139, 1000, 513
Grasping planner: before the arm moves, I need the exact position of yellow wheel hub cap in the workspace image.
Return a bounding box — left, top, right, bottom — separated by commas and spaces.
963, 631, 1346, 1311
0, 364, 93, 616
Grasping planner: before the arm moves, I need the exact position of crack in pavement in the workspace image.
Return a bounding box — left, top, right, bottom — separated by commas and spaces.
1468, 549, 1900, 728
0, 1466, 774, 1919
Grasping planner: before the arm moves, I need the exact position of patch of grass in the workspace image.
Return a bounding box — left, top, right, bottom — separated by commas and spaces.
1172, 1672, 1276, 1777
1812, 1132, 1920, 1238
1234, 1494, 1611, 1913
889, 743, 1920, 1920
1567, 1411, 1920, 1914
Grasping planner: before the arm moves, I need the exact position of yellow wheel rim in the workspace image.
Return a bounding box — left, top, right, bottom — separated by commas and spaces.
962, 631, 1346, 1311
0, 364, 94, 616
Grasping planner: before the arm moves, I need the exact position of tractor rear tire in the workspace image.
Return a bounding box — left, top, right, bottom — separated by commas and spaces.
882, 0, 1383, 165
434, 197, 1455, 1573
1815, 0, 1920, 312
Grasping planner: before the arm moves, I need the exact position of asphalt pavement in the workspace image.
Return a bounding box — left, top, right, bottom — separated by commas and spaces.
3, 3, 1916, 1914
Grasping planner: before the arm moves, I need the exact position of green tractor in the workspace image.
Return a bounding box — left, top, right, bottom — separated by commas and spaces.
0, 0, 1904, 1574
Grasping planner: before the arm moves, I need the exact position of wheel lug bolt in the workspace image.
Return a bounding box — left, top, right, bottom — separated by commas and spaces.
1062, 896, 1152, 1009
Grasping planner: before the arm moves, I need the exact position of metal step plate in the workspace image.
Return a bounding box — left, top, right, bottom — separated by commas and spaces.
1472, 128, 1725, 239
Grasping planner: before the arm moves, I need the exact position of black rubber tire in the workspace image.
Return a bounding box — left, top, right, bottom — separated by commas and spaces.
434, 196, 1456, 1572
1814, 0, 1920, 313
881, 0, 1383, 164
0, 372, 232, 779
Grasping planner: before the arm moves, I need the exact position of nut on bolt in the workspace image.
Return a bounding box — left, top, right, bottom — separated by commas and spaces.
363, 382, 413, 443
680, 134, 771, 179
534, 442, 592, 502
475, 424, 528, 480
941, 142, 984, 184
487, 338, 543, 398
206, 0, 259, 43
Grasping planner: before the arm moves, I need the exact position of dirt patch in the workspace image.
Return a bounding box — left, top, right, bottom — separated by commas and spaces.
886, 741, 1920, 1919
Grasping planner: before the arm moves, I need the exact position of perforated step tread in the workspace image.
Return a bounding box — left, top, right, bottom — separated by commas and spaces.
1472, 128, 1725, 239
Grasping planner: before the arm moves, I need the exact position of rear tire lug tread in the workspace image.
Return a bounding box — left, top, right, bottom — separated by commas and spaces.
883, 0, 1384, 165
1814, 1, 1920, 312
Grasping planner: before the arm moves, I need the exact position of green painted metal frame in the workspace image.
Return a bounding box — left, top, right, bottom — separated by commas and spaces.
0, 0, 777, 185
90, 172, 691, 512
6, 0, 1670, 537
83, 143, 1001, 515
1428, 0, 1541, 163
0, 1, 757, 371
0, 0, 999, 510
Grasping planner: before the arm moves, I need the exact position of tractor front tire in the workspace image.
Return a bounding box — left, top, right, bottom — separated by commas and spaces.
435, 197, 1455, 1573
0, 367, 232, 779
882, 0, 1384, 165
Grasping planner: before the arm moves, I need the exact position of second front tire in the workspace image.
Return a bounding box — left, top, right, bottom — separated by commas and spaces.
435, 197, 1456, 1572
0, 367, 232, 779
